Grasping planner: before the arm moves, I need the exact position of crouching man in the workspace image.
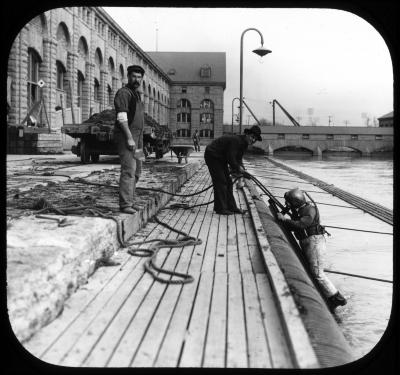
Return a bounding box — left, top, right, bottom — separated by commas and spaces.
277, 188, 347, 311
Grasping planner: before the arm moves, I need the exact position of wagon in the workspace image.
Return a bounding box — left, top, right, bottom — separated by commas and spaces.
62, 110, 172, 163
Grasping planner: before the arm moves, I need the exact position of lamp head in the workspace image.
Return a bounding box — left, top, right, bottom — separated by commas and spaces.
252, 46, 271, 57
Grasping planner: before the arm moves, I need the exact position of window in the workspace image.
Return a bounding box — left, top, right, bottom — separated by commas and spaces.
176, 129, 191, 137
177, 113, 191, 123
200, 99, 213, 109
326, 134, 334, 140
181, 86, 187, 94
94, 78, 100, 101
351, 134, 358, 140
200, 129, 213, 138
56, 61, 66, 90
302, 134, 310, 140
177, 99, 191, 108
278, 134, 285, 140
107, 85, 113, 106
27, 49, 41, 108
204, 86, 210, 94
375, 135, 383, 140
200, 66, 211, 78
200, 113, 213, 124
77, 71, 84, 108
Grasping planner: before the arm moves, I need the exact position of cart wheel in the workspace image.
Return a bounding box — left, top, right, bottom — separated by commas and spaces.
80, 140, 90, 164
90, 153, 100, 163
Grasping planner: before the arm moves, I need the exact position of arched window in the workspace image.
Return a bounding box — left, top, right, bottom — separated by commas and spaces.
107, 85, 113, 106
177, 99, 191, 109
27, 48, 41, 108
95, 48, 103, 68
78, 37, 88, 59
56, 61, 66, 90
108, 57, 115, 74
56, 22, 71, 50
94, 78, 100, 102
77, 71, 85, 108
200, 99, 213, 109
119, 65, 124, 87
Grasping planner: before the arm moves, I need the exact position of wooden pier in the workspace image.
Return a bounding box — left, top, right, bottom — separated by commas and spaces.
23, 163, 320, 368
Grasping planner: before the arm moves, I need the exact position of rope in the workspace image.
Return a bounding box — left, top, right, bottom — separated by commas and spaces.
324, 269, 392, 283
127, 215, 202, 284
67, 176, 214, 197
260, 185, 331, 194
165, 200, 214, 210
324, 225, 392, 235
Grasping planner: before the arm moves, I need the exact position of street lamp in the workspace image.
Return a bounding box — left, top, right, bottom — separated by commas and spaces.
239, 28, 271, 135
231, 97, 240, 134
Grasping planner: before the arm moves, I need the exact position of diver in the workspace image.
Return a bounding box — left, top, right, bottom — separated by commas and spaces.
277, 188, 347, 311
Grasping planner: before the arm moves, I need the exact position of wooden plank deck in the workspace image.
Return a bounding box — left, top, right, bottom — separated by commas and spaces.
23, 162, 315, 368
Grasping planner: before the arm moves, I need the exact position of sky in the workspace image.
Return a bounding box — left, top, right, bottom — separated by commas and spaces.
103, 7, 393, 127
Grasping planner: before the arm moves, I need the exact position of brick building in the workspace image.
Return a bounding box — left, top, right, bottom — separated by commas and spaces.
7, 7, 226, 151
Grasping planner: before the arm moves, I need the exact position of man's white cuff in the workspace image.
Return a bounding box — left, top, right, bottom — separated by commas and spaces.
117, 112, 128, 122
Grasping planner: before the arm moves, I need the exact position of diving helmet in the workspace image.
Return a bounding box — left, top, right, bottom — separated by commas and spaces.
284, 188, 306, 208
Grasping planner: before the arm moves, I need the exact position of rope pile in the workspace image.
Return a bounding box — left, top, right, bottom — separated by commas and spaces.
127, 216, 201, 284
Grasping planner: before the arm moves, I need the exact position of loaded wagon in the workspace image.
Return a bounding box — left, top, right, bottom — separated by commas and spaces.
61, 110, 172, 163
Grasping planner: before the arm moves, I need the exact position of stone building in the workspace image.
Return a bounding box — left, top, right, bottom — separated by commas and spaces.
147, 52, 226, 142
7, 7, 226, 151
377, 111, 393, 127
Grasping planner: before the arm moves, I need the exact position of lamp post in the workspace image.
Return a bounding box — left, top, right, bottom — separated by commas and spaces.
239, 28, 271, 135
231, 97, 240, 134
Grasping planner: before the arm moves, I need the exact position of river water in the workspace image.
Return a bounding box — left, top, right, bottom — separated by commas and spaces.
244, 153, 393, 361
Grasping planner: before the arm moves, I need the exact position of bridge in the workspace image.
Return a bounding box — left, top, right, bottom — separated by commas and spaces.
223, 125, 393, 156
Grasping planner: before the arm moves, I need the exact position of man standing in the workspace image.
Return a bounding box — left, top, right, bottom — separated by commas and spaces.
192, 129, 200, 152
277, 188, 347, 311
114, 65, 145, 214
204, 125, 262, 215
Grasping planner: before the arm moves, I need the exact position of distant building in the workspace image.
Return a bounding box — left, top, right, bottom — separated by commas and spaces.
7, 7, 226, 151
147, 51, 226, 142
378, 111, 393, 127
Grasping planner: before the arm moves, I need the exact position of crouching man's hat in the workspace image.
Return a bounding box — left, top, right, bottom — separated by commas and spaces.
244, 125, 262, 141
127, 65, 145, 76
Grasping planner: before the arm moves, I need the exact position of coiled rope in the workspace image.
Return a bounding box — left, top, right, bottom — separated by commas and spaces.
127, 216, 201, 284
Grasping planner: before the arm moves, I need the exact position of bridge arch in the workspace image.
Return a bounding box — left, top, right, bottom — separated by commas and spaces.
322, 146, 362, 156
273, 145, 314, 156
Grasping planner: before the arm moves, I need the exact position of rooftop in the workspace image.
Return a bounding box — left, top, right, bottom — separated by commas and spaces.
378, 111, 393, 120
146, 51, 226, 89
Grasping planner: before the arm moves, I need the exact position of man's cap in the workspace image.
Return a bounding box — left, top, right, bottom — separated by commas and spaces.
244, 125, 262, 141
127, 65, 145, 76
